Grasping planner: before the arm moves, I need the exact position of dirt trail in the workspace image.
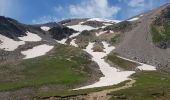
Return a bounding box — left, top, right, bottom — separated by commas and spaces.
85, 79, 136, 100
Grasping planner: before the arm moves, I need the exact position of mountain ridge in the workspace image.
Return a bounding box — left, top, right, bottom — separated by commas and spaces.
0, 3, 170, 99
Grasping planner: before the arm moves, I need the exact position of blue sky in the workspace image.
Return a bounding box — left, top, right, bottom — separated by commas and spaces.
0, 0, 169, 24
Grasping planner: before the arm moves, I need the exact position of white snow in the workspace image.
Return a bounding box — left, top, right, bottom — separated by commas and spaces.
137, 64, 156, 71
69, 32, 81, 38
21, 44, 54, 59
41, 26, 50, 31
67, 18, 121, 32
96, 31, 114, 37
128, 17, 139, 21
76, 42, 135, 90
117, 56, 156, 71
103, 23, 113, 26
68, 25, 96, 32
56, 38, 67, 44
0, 34, 25, 51
19, 31, 42, 42
88, 18, 121, 23
70, 39, 78, 47
96, 31, 106, 37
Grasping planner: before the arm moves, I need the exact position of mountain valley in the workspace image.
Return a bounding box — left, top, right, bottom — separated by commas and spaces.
0, 3, 170, 100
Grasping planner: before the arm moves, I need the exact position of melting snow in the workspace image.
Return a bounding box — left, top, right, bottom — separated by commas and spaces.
96, 31, 106, 37
75, 42, 135, 90
19, 31, 42, 42
41, 26, 50, 31
117, 56, 156, 71
96, 31, 114, 37
56, 38, 67, 44
67, 18, 121, 32
0, 34, 25, 51
68, 25, 96, 32
137, 64, 156, 71
70, 39, 78, 47
103, 23, 113, 26
69, 32, 81, 38
21, 44, 54, 59
88, 18, 121, 23
128, 17, 139, 21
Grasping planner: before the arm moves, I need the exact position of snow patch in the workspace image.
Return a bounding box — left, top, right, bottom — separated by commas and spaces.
103, 23, 113, 26
140, 15, 143, 17
96, 31, 114, 37
56, 38, 67, 44
75, 42, 135, 90
41, 26, 50, 31
69, 32, 81, 38
0, 34, 25, 51
19, 31, 42, 42
70, 39, 78, 47
128, 17, 139, 21
117, 56, 156, 71
88, 18, 121, 23
96, 31, 106, 37
138, 64, 156, 71
68, 25, 96, 32
21, 44, 54, 59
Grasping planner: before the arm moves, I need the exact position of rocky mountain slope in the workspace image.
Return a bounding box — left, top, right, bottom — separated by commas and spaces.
114, 3, 170, 73
0, 3, 170, 99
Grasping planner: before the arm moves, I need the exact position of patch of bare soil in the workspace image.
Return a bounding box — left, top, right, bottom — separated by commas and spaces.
85, 79, 136, 100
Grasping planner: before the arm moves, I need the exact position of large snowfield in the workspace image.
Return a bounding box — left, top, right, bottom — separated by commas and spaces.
75, 42, 135, 89
21, 44, 54, 59
64, 29, 157, 89
0, 16, 156, 90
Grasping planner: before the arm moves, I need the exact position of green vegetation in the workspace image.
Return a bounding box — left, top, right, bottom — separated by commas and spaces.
0, 45, 94, 91
110, 71, 170, 100
76, 30, 97, 48
151, 25, 163, 43
35, 80, 130, 99
110, 34, 121, 44
163, 23, 170, 40
107, 53, 139, 71
92, 42, 104, 52
104, 21, 132, 32
151, 23, 170, 43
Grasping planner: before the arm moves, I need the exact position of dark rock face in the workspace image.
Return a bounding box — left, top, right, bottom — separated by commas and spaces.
82, 21, 104, 28
35, 22, 63, 28
48, 26, 77, 40
58, 19, 74, 25
0, 16, 27, 39
0, 16, 78, 43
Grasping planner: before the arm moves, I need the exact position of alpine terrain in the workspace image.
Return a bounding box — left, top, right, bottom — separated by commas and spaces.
0, 3, 170, 100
